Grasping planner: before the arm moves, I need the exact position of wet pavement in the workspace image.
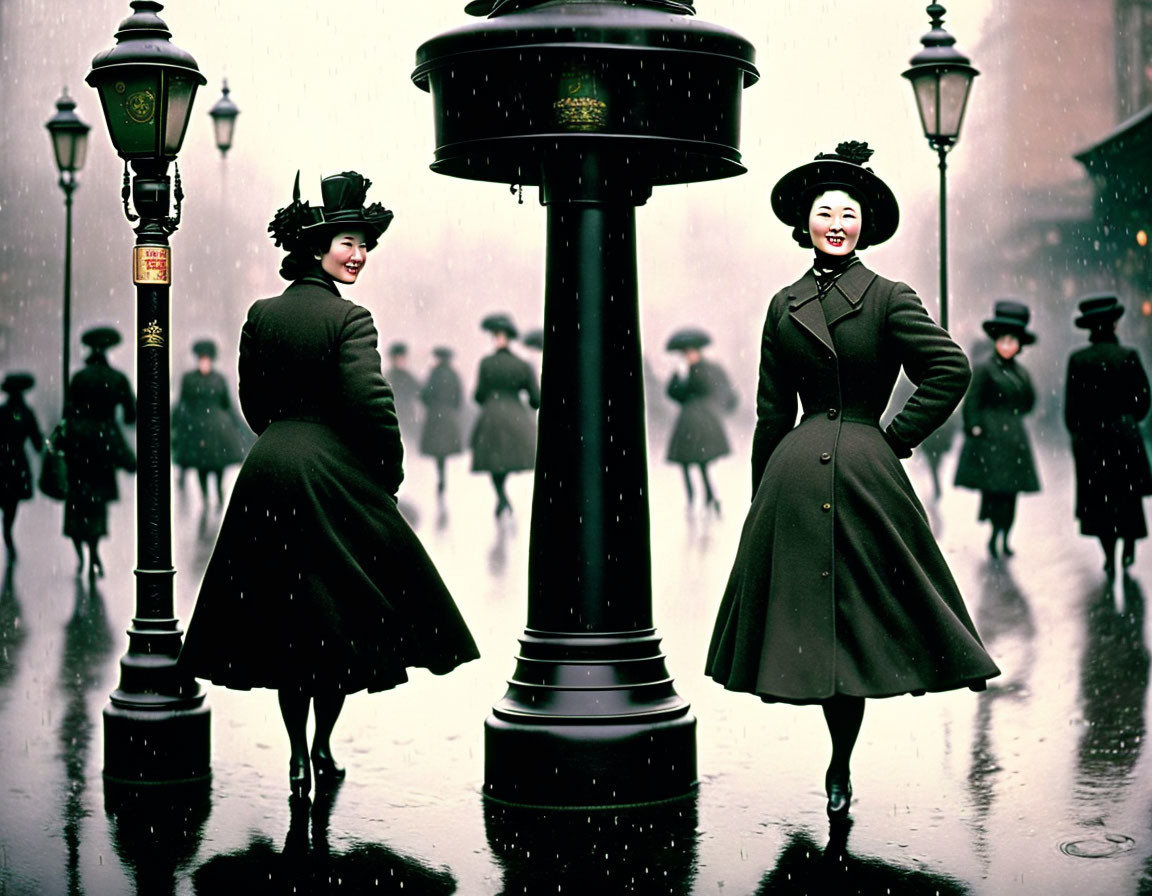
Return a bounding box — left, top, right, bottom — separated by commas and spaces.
2, 430, 1152, 894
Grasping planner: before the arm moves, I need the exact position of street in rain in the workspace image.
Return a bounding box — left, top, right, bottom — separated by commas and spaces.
3, 1, 1152, 894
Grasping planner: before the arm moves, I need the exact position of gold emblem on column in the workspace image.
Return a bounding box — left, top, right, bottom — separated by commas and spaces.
141, 320, 165, 349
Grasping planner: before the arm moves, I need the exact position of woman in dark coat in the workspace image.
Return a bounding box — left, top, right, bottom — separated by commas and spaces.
62, 327, 137, 578
953, 301, 1041, 559
705, 142, 998, 819
419, 346, 464, 496
180, 171, 479, 800
665, 328, 737, 515
1064, 293, 1152, 574
470, 313, 540, 518
172, 339, 247, 508
0, 373, 42, 560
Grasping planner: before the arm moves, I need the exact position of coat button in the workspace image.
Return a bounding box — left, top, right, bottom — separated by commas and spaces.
821, 571, 830, 578
822, 502, 832, 512
827, 408, 839, 419
820, 452, 832, 463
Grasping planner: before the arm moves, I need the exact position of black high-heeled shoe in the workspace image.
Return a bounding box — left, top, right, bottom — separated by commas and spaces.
311, 749, 346, 789
289, 755, 311, 799
825, 769, 852, 818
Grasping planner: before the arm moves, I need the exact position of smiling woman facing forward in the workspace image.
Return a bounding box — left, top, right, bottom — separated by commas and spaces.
179, 171, 479, 800
705, 142, 999, 821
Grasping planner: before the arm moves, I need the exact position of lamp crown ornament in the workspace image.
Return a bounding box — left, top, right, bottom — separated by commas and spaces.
910, 2, 972, 66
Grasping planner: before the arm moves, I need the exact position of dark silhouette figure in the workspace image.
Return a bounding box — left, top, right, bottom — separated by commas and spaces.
706, 141, 997, 820
385, 340, 423, 454
180, 171, 479, 801
0, 372, 42, 560
172, 339, 248, 509
470, 313, 540, 518
61, 326, 136, 579
419, 346, 464, 497
664, 327, 737, 516
954, 301, 1041, 559
1064, 294, 1152, 576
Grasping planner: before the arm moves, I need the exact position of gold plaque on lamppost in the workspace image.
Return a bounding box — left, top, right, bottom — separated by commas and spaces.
133, 245, 170, 284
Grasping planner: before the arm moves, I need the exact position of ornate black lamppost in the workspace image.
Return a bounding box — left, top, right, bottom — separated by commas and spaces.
414, 0, 757, 807
208, 80, 239, 159
86, 0, 210, 785
45, 90, 90, 405
903, 2, 978, 331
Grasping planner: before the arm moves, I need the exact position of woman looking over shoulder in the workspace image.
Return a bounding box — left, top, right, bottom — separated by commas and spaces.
180, 171, 479, 800
705, 141, 998, 820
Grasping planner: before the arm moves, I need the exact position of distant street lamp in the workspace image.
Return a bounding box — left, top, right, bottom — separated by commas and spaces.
208, 79, 239, 158
903, 2, 978, 331
86, 0, 210, 786
45, 89, 90, 405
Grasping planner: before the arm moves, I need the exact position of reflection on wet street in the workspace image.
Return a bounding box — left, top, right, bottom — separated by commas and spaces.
5, 437, 1152, 893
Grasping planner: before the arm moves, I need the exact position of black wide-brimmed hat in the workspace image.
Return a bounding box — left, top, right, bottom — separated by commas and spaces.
522, 328, 544, 349
192, 339, 217, 359
771, 141, 900, 249
269, 171, 394, 254
81, 326, 122, 351
433, 346, 455, 360
665, 327, 712, 352
1, 372, 34, 394
982, 300, 1036, 345
1075, 292, 1125, 329
481, 313, 518, 339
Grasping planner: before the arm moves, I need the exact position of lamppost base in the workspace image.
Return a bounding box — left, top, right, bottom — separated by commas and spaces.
483, 711, 697, 808
103, 697, 211, 784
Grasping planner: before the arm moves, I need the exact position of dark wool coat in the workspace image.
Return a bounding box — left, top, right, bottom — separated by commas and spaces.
419, 362, 464, 459
180, 275, 479, 694
62, 354, 136, 541
171, 369, 247, 471
706, 262, 999, 702
665, 358, 737, 465
953, 354, 1041, 495
471, 348, 540, 473
0, 397, 42, 503
1065, 334, 1152, 538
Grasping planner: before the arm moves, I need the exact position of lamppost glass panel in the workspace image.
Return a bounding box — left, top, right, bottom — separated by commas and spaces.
162, 70, 201, 157
908, 66, 975, 145
91, 69, 163, 159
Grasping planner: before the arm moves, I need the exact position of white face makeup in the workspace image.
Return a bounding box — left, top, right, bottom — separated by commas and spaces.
808, 189, 862, 255
321, 230, 369, 283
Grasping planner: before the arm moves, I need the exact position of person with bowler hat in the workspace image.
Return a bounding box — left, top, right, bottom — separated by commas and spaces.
385, 341, 423, 453
471, 312, 540, 518
1064, 293, 1152, 575
62, 326, 136, 579
179, 171, 479, 800
419, 346, 465, 498
954, 300, 1041, 559
705, 141, 998, 821
172, 338, 247, 510
0, 372, 42, 561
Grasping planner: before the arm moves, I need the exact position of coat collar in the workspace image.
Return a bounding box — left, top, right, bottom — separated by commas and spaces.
786, 261, 878, 354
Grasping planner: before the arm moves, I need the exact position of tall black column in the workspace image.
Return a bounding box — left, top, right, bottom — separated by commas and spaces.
103, 160, 209, 785
484, 152, 695, 807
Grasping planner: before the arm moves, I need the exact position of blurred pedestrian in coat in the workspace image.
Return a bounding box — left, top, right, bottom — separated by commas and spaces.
664, 328, 736, 514
1064, 293, 1152, 575
180, 171, 479, 800
172, 339, 247, 508
62, 326, 136, 579
385, 341, 422, 451
954, 300, 1041, 559
419, 346, 464, 496
0, 373, 42, 561
471, 313, 540, 518
706, 141, 998, 820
